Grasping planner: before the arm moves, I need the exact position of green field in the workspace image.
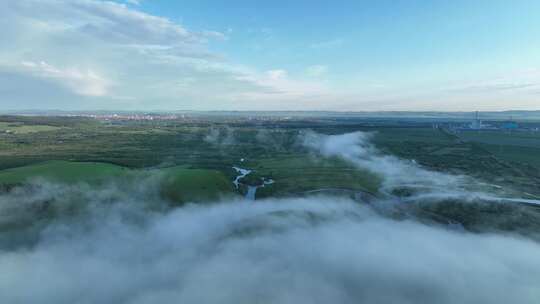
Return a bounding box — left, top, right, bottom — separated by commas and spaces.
2, 116, 540, 199
159, 166, 234, 203
0, 161, 234, 204
0, 161, 126, 184
252, 156, 380, 197
457, 131, 540, 168
0, 122, 62, 134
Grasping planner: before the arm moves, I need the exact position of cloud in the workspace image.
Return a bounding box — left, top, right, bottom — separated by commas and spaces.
1, 0, 313, 110
1, 131, 540, 303
1, 180, 540, 303
449, 80, 540, 94
0, 0, 336, 110
66, 1, 198, 44
441, 69, 540, 101
298, 130, 539, 209
300, 131, 468, 194
3, 1, 536, 111
231, 69, 330, 108
204, 127, 236, 147
20, 60, 110, 96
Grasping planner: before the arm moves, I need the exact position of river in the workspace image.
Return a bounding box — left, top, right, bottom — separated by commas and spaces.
232, 166, 274, 200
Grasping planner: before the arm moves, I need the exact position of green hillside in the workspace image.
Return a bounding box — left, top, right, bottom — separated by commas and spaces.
0, 161, 235, 204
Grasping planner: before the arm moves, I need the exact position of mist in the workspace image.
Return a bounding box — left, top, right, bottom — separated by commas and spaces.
1, 131, 540, 303
1, 180, 540, 303
300, 130, 501, 198
204, 127, 236, 146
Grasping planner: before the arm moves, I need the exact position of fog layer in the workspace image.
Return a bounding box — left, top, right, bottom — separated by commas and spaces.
1, 131, 540, 303
1, 189, 540, 303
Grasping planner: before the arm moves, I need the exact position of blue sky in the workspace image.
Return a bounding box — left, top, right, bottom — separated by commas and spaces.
1, 0, 540, 111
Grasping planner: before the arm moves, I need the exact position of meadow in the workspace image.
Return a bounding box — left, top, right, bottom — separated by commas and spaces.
0, 160, 233, 204
457, 131, 540, 168
1, 115, 540, 199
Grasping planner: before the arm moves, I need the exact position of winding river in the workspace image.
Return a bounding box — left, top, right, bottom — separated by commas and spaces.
232, 166, 274, 200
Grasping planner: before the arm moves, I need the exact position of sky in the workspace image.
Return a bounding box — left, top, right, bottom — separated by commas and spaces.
1, 0, 540, 111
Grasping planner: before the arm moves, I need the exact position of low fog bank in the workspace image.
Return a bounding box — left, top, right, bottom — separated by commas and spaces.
301, 130, 495, 198
0, 174, 172, 249
299, 130, 540, 238
1, 187, 540, 303
1, 130, 540, 303
204, 127, 236, 146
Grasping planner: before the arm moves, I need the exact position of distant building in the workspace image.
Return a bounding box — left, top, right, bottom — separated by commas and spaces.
470, 111, 483, 129
451, 111, 498, 132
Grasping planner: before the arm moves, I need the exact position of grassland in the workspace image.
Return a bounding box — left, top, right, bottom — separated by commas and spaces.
0, 122, 62, 134
252, 156, 381, 197
159, 166, 234, 203
457, 131, 540, 168
368, 128, 540, 198
0, 160, 126, 184
0, 117, 380, 199
1, 116, 540, 199
0, 160, 234, 204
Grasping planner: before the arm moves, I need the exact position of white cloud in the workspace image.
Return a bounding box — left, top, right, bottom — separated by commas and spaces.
0, 0, 333, 110
448, 69, 540, 95
1, 179, 540, 303
20, 61, 110, 97
230, 68, 331, 110
0, 1, 539, 111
